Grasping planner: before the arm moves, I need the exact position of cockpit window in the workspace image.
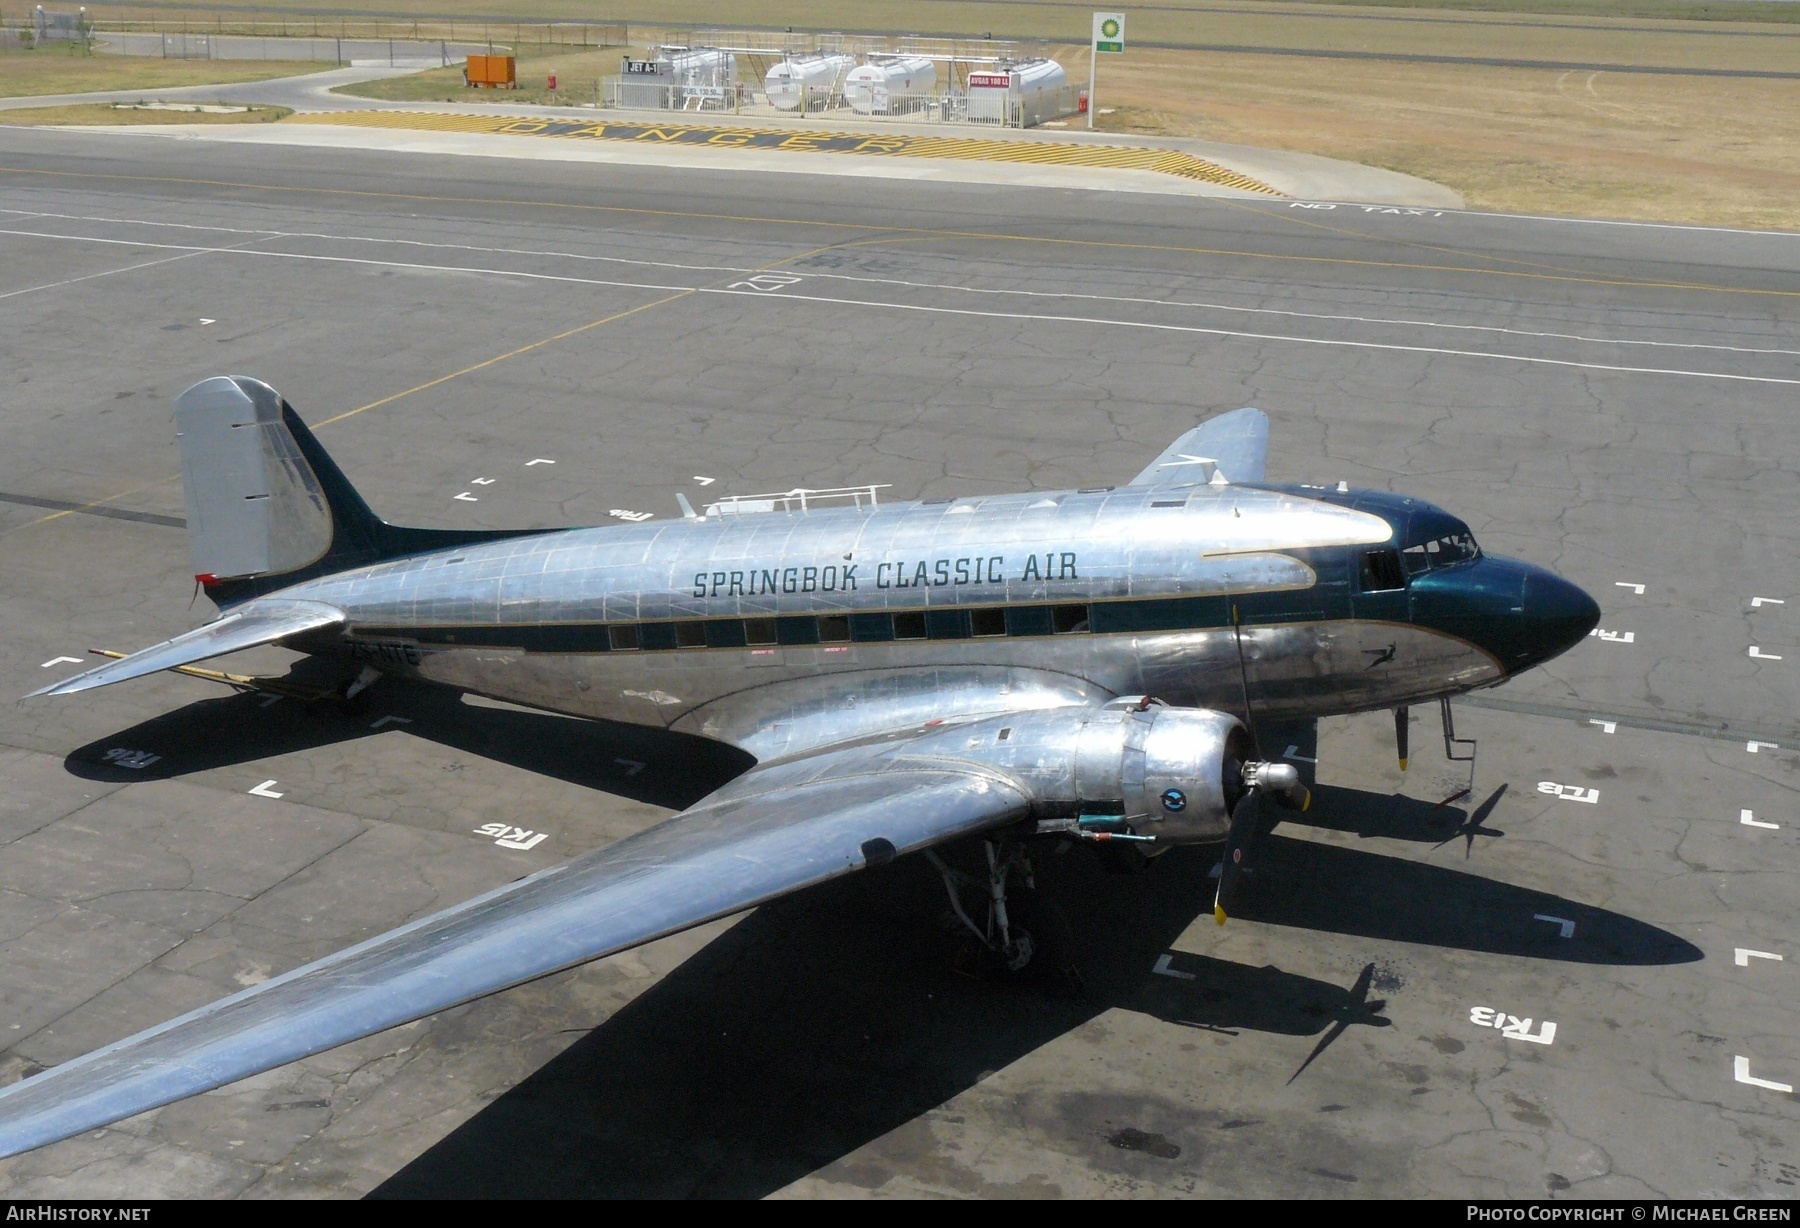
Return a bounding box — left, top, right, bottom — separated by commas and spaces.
1402, 531, 1480, 575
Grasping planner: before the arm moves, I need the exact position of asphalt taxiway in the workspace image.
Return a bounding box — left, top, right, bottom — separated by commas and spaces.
0, 128, 1794, 1197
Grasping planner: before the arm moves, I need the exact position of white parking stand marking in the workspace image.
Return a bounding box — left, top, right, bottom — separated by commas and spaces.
368, 715, 412, 729
1748, 646, 1784, 660
101, 748, 160, 770
1282, 744, 1318, 763
258, 694, 282, 708
1751, 597, 1785, 608
693, 476, 716, 486
1740, 809, 1780, 830
1734, 949, 1783, 967
197, 318, 215, 326
474, 822, 549, 851
39, 656, 81, 668
1589, 719, 1617, 734
1734, 1056, 1793, 1094
526, 458, 555, 466
1588, 628, 1634, 643
453, 492, 478, 502
1747, 741, 1779, 754
1534, 914, 1576, 939
609, 509, 654, 522
1469, 1006, 1556, 1045
613, 757, 646, 777
1538, 781, 1600, 804
247, 780, 284, 799
1152, 954, 1196, 981
727, 273, 802, 293
1615, 582, 1645, 595
470, 477, 496, 486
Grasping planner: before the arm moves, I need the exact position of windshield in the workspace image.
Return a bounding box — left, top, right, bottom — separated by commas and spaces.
1402, 530, 1481, 576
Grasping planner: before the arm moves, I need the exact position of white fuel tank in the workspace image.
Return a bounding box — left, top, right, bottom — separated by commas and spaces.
764, 52, 854, 110
844, 55, 936, 114
666, 47, 736, 89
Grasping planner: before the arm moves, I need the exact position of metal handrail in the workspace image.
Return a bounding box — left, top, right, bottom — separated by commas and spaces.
704, 485, 889, 516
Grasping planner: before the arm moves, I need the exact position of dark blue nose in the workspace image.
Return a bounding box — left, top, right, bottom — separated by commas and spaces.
1411, 557, 1599, 674
1517, 567, 1602, 670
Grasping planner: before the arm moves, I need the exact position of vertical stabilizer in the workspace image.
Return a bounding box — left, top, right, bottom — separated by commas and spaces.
177, 376, 335, 582
174, 376, 546, 607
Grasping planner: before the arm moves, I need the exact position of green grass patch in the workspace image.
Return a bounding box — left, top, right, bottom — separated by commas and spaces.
0, 47, 329, 98
335, 44, 654, 108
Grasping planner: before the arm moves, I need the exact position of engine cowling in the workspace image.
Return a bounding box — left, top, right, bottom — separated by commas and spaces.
972, 698, 1254, 844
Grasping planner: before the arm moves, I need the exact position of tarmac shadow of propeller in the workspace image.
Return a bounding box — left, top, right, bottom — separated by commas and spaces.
369, 826, 1696, 1199
59, 673, 749, 812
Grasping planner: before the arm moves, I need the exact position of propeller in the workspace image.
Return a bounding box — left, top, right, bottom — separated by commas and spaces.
1394, 705, 1409, 772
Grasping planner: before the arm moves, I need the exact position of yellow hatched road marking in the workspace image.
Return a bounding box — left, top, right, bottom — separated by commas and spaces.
285, 111, 1285, 196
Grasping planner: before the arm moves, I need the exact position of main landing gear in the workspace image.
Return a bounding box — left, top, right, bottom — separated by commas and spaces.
927, 837, 1083, 997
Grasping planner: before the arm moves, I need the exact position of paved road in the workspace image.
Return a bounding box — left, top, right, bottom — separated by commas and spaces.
0, 130, 1794, 1197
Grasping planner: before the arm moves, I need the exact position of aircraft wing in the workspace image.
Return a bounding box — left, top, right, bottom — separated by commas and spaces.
0, 731, 1032, 1159
27, 599, 345, 697
1130, 407, 1269, 486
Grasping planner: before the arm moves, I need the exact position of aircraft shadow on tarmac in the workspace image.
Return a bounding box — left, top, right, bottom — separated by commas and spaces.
368, 827, 1699, 1198
61, 673, 752, 812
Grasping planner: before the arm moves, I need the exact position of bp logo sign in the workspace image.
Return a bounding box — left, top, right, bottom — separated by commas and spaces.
1093, 12, 1125, 53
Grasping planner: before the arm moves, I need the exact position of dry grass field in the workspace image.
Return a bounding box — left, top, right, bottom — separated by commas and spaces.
1079, 45, 1800, 229
0, 47, 325, 97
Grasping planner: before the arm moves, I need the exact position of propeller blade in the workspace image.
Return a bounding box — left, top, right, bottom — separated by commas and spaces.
1213, 787, 1261, 925
1395, 705, 1410, 772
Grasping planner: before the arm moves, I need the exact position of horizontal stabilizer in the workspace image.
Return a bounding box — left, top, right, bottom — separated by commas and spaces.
27, 600, 345, 697
0, 738, 1029, 1158
1131, 407, 1269, 486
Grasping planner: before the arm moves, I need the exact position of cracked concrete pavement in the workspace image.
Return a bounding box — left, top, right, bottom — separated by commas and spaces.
0, 127, 1794, 1196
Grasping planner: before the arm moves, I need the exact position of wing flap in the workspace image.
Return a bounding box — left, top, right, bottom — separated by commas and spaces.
26, 599, 345, 697
0, 743, 1030, 1159
1131, 407, 1269, 486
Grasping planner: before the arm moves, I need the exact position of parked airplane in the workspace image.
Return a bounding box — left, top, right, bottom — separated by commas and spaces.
0, 376, 1598, 1157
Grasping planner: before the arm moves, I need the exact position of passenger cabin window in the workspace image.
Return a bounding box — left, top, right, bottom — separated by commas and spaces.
818, 614, 851, 643
893, 611, 928, 640
971, 608, 1007, 637
1359, 549, 1407, 593
676, 621, 707, 648
1052, 604, 1090, 634
743, 617, 778, 646
609, 624, 641, 651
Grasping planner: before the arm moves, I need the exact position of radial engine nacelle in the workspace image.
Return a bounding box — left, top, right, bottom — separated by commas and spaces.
945, 698, 1304, 845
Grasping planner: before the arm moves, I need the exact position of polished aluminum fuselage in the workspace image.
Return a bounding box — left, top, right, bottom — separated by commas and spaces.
276, 482, 1499, 759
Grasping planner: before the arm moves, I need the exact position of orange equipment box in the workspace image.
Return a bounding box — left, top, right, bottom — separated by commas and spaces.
464, 55, 517, 89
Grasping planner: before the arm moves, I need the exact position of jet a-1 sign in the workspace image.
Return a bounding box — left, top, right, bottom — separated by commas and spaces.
0, 377, 1598, 1157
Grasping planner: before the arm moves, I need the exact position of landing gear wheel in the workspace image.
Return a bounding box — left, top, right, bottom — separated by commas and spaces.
1006, 888, 1084, 999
